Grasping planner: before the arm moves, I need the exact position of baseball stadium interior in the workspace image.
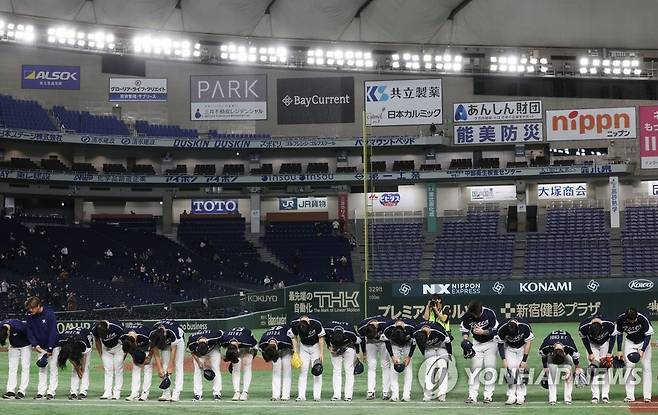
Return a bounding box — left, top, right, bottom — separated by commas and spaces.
0, 1, 657, 414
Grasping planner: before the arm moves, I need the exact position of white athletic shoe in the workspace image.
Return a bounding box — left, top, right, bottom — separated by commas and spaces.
422, 396, 432, 402
232, 392, 241, 401
170, 392, 180, 402
125, 395, 138, 401
239, 392, 248, 401
506, 397, 516, 405
295, 397, 306, 402
158, 395, 170, 402
437, 395, 446, 402
591, 397, 599, 404
390, 395, 400, 402
515, 399, 524, 405
565, 401, 572, 405
644, 398, 652, 403
331, 396, 341, 401
624, 397, 635, 403
549, 401, 556, 406
138, 392, 148, 401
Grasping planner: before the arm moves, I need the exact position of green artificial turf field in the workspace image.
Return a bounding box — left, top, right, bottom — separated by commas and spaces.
0, 322, 656, 414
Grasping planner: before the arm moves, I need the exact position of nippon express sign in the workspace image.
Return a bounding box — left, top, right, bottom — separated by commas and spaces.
191, 199, 238, 214
22, 65, 80, 90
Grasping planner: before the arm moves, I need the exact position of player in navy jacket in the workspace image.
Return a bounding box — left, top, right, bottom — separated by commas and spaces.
92, 320, 125, 400
413, 320, 452, 402
221, 327, 257, 401
460, 301, 499, 404
538, 330, 582, 405
24, 296, 59, 400
325, 320, 360, 401
495, 318, 534, 405
289, 315, 326, 401
357, 315, 391, 400
149, 319, 185, 402
578, 316, 615, 404
382, 318, 415, 402
188, 330, 224, 401
120, 323, 152, 401
1, 319, 31, 399
615, 308, 654, 402
57, 327, 94, 400
259, 325, 296, 401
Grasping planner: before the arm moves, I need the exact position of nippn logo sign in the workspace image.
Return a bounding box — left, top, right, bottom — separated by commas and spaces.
546, 107, 637, 141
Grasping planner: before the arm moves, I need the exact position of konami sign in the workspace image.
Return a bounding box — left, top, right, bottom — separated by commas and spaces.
546, 107, 636, 141
191, 199, 239, 214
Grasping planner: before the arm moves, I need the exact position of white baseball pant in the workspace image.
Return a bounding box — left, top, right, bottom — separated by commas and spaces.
365, 341, 390, 396
231, 348, 254, 394
297, 343, 322, 401
589, 340, 610, 400
6, 345, 30, 395
623, 339, 652, 401
331, 347, 355, 400
271, 350, 292, 400
504, 345, 527, 403
129, 359, 153, 399
101, 343, 124, 399
160, 340, 185, 400
547, 355, 574, 403
70, 350, 91, 395
467, 340, 497, 402
422, 346, 449, 400
37, 347, 59, 397
389, 344, 413, 401
192, 349, 222, 397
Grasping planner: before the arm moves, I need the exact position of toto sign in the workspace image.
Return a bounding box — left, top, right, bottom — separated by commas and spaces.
628, 279, 654, 291
191, 199, 238, 214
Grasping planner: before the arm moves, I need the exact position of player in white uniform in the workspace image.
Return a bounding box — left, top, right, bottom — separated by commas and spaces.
357, 315, 391, 400
325, 320, 361, 401
382, 318, 416, 402
92, 320, 125, 400
615, 308, 654, 403
495, 318, 534, 405
221, 327, 257, 401
188, 330, 224, 401
149, 320, 185, 402
289, 315, 325, 401
259, 325, 296, 401
578, 316, 616, 404
57, 327, 94, 400
1, 319, 31, 399
460, 301, 499, 404
120, 324, 152, 401
538, 330, 583, 405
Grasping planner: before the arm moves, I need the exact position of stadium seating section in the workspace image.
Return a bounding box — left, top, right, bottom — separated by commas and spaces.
53, 106, 130, 135
262, 221, 353, 282
0, 95, 55, 131
525, 208, 611, 277
369, 220, 423, 280
135, 120, 197, 138
433, 212, 515, 278
622, 206, 658, 276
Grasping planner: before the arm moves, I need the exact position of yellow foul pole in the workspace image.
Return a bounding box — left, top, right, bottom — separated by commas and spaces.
362, 111, 369, 318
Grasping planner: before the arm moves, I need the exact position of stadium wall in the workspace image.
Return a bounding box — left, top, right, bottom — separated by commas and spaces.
54, 280, 658, 329
3, 43, 658, 140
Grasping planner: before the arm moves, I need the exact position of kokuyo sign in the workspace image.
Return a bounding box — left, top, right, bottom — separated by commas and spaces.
546, 107, 636, 141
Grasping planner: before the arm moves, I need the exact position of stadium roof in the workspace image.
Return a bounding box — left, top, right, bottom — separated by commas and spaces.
3, 0, 655, 49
